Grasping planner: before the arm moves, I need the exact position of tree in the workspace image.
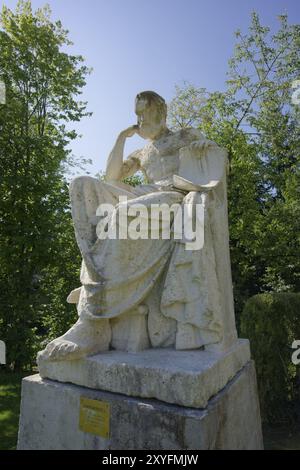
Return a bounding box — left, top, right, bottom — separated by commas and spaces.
226, 12, 300, 298
0, 0, 91, 369
168, 12, 300, 321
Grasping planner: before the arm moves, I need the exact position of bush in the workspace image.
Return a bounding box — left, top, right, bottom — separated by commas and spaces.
240, 293, 300, 424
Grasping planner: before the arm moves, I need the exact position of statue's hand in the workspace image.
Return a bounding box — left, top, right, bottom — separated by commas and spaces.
119, 125, 139, 139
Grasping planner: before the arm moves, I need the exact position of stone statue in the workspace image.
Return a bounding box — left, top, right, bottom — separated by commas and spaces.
38, 91, 237, 363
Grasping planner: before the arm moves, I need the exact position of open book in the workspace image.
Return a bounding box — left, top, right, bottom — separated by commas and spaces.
173, 174, 220, 192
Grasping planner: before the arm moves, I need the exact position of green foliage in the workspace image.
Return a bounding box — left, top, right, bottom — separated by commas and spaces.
167, 82, 210, 130
168, 12, 300, 322
122, 173, 145, 187
0, 0, 90, 369
96, 170, 146, 187
0, 369, 29, 449
240, 293, 300, 423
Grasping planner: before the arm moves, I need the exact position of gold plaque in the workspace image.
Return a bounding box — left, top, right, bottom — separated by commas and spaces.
79, 397, 110, 438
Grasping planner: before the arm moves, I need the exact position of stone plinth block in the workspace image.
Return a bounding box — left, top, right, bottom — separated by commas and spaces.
18, 361, 263, 450
38, 339, 250, 409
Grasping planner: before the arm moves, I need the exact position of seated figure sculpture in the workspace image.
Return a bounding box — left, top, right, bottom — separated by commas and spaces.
38, 91, 237, 362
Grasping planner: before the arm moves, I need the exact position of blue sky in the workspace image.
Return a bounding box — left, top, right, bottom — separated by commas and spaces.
3, 0, 300, 175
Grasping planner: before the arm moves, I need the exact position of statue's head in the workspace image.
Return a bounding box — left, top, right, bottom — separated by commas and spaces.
135, 91, 168, 140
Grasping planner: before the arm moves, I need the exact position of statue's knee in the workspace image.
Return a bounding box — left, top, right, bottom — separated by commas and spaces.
69, 176, 99, 195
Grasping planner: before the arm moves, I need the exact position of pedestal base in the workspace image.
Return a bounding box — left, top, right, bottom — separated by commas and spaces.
38, 339, 250, 409
18, 361, 263, 450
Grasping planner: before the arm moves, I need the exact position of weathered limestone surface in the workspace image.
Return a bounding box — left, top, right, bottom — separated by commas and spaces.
38, 91, 238, 363
24, 91, 263, 451
38, 339, 250, 409
18, 361, 263, 450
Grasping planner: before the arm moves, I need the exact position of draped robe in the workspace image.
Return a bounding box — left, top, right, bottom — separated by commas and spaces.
69, 128, 237, 350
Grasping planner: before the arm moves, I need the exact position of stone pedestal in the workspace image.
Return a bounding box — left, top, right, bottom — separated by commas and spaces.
37, 339, 250, 408
18, 339, 263, 450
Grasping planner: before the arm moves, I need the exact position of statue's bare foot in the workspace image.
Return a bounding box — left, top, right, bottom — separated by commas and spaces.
37, 318, 111, 362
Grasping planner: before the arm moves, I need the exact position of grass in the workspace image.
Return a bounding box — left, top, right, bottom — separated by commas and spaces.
0, 369, 30, 450
263, 424, 300, 450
